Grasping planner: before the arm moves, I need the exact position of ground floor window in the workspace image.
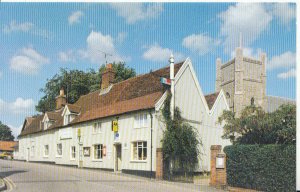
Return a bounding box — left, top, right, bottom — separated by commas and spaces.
57, 143, 62, 156
94, 144, 103, 160
71, 146, 76, 160
44, 145, 49, 157
132, 141, 147, 160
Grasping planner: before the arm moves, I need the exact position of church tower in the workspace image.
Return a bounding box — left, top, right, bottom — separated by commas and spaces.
215, 47, 267, 116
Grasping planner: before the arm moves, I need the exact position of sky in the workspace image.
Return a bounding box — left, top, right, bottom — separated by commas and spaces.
0, 2, 296, 139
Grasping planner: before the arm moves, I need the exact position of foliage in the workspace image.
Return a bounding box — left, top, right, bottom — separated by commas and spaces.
0, 121, 14, 141
224, 144, 296, 192
36, 62, 136, 113
161, 92, 202, 177
218, 104, 296, 144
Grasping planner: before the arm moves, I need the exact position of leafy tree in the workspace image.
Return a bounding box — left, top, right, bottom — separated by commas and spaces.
0, 121, 14, 141
36, 62, 136, 113
218, 104, 296, 144
161, 92, 202, 177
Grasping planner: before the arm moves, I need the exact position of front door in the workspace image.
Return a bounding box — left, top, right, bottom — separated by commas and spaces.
115, 144, 122, 171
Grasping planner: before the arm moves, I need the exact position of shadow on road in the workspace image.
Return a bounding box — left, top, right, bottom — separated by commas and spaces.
0, 170, 27, 178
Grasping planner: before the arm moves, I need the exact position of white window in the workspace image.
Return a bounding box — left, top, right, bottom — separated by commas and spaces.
134, 113, 148, 128
44, 145, 49, 157
93, 122, 102, 133
31, 146, 35, 157
70, 146, 76, 160
64, 115, 72, 125
57, 143, 62, 156
94, 144, 103, 160
132, 141, 147, 161
44, 121, 53, 130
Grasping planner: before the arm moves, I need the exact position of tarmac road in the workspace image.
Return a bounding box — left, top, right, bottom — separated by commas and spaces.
0, 159, 224, 192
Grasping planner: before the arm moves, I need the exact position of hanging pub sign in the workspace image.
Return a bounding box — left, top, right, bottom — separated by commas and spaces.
160, 77, 171, 86
112, 120, 118, 132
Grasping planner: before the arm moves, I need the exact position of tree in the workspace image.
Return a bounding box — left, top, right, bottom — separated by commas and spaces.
161, 92, 202, 178
0, 121, 14, 141
218, 104, 296, 144
36, 62, 136, 113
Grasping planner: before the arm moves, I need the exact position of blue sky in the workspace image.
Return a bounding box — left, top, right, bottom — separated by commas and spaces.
0, 3, 296, 138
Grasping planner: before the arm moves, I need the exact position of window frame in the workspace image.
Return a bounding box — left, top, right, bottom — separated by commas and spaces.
93, 122, 102, 134
56, 143, 62, 157
133, 113, 148, 128
70, 146, 76, 160
44, 145, 49, 157
93, 144, 103, 160
131, 141, 147, 161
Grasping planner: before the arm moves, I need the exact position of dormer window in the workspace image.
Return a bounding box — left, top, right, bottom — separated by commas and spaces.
64, 114, 72, 126
44, 120, 53, 130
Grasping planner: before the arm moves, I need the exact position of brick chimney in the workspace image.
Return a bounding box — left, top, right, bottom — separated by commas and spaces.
101, 63, 115, 89
56, 88, 66, 110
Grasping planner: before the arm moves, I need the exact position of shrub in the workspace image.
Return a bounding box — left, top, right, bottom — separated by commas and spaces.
224, 144, 295, 192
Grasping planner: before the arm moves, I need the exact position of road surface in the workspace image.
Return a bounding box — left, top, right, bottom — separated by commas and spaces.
0, 159, 224, 192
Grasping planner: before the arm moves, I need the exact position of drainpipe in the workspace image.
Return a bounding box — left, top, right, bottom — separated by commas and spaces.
169, 54, 175, 119
149, 110, 153, 179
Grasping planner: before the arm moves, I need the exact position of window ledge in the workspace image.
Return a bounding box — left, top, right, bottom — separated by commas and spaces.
92, 132, 102, 135
130, 160, 147, 163
133, 127, 148, 129
70, 158, 76, 161
56, 155, 62, 158
92, 159, 103, 162
43, 156, 49, 158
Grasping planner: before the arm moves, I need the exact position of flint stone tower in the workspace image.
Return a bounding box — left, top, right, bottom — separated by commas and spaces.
215, 47, 267, 116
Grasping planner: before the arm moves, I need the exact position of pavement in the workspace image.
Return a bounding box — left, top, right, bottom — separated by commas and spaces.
0, 159, 226, 192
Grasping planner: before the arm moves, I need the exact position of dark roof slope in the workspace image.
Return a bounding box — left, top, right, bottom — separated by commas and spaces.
204, 92, 220, 109
19, 62, 184, 137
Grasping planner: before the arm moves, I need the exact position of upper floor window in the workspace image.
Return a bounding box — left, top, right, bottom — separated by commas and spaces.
93, 122, 102, 133
134, 113, 148, 128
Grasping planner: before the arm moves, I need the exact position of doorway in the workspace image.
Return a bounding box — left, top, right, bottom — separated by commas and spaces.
115, 144, 122, 172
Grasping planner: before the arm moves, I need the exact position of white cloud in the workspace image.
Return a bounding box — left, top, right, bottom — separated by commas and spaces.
10, 47, 49, 74
0, 98, 35, 114
230, 47, 263, 59
110, 3, 163, 24
277, 68, 296, 79
7, 124, 23, 140
143, 44, 184, 62
3, 20, 33, 33
68, 11, 84, 25
271, 3, 296, 26
182, 34, 220, 55
219, 3, 272, 52
79, 31, 124, 64
58, 50, 76, 63
116, 32, 127, 44
267, 51, 295, 70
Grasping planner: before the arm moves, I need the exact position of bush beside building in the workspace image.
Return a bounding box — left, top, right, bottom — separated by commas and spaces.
224, 144, 295, 192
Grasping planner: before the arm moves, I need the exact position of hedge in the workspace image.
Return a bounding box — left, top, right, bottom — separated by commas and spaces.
224, 144, 295, 192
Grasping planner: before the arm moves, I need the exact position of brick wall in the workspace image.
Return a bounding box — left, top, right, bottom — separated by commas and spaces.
156, 148, 163, 179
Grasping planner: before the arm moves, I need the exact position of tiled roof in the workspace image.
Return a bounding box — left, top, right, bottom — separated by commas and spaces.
204, 92, 220, 109
19, 62, 184, 137
0, 141, 18, 152
67, 104, 81, 114
47, 111, 61, 121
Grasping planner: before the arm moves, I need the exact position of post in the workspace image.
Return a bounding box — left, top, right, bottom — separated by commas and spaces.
169, 54, 175, 119
210, 145, 227, 188
149, 110, 153, 179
